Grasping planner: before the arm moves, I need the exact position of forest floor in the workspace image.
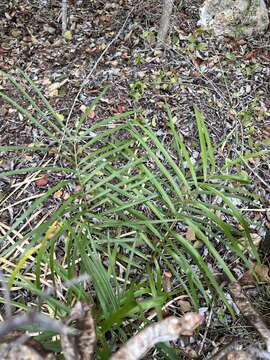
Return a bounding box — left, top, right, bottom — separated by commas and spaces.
1, 0, 270, 358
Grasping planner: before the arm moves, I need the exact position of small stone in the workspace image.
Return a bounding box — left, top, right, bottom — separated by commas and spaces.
35, 174, 48, 187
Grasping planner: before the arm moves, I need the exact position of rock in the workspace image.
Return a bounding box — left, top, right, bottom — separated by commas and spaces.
198, 0, 269, 38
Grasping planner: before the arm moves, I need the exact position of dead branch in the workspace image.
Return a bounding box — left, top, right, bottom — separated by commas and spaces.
0, 312, 77, 339
229, 282, 270, 352
61, 302, 96, 360
209, 340, 242, 360
110, 312, 203, 360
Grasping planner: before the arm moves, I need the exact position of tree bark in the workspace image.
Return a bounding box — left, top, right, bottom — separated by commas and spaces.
157, 0, 174, 46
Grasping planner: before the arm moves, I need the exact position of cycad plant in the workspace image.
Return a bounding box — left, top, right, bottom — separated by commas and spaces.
0, 70, 262, 356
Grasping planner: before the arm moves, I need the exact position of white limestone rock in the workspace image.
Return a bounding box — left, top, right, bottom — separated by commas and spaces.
198, 0, 269, 38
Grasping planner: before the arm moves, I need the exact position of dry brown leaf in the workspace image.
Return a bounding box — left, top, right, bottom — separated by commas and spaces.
88, 111, 95, 120
35, 175, 48, 187
244, 51, 255, 60
117, 105, 126, 113
186, 226, 196, 242
254, 264, 270, 283
122, 51, 129, 60
163, 270, 172, 292
0, 47, 6, 56
63, 192, 70, 200
240, 264, 270, 286
239, 270, 255, 286
178, 299, 192, 313
53, 190, 62, 199
100, 15, 110, 22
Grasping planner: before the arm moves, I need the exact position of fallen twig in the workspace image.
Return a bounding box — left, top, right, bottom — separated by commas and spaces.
238, 154, 270, 192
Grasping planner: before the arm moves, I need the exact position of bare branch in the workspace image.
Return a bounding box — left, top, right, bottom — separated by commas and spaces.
0, 312, 77, 339
61, 302, 96, 360
209, 340, 242, 360
229, 282, 270, 351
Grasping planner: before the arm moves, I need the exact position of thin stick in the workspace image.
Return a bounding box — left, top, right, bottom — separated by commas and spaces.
199, 305, 213, 354
239, 154, 270, 192
54, 5, 136, 165
67, 5, 135, 123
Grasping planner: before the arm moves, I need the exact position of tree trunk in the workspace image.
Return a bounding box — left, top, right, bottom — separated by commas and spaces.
157, 0, 174, 46
62, 0, 68, 34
